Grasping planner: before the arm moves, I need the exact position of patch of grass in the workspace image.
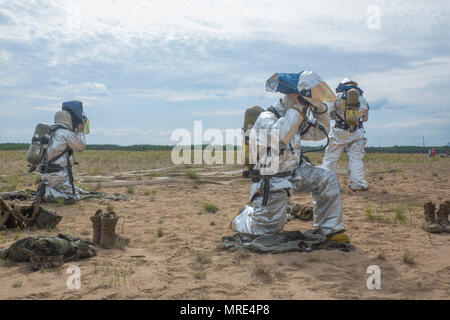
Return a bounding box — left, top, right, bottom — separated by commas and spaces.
55, 197, 65, 206
12, 280, 23, 288
403, 250, 415, 265
157, 226, 163, 237
377, 250, 386, 260
109, 269, 127, 287
106, 203, 115, 212
395, 206, 407, 223
365, 208, 374, 220
185, 170, 200, 180
143, 189, 150, 196
14, 227, 21, 241
203, 202, 219, 213
366, 208, 390, 224
196, 251, 211, 265
1, 257, 13, 267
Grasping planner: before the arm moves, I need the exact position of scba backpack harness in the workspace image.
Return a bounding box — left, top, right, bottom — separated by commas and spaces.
334, 83, 364, 132
27, 124, 76, 196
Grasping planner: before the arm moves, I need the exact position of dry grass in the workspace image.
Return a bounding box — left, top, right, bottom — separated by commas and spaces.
1, 150, 448, 193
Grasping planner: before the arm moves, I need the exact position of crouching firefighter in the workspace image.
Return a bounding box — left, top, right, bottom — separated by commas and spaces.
322, 78, 369, 191
233, 71, 349, 243
27, 101, 89, 201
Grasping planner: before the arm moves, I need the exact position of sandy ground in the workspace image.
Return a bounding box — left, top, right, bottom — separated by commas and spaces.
0, 155, 449, 300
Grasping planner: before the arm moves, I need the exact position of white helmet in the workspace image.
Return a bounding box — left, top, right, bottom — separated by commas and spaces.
340, 78, 358, 87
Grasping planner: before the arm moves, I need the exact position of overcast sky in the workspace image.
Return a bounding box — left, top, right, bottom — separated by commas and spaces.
0, 0, 449, 146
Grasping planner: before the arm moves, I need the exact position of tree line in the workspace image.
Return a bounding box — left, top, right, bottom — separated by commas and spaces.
1, 143, 448, 154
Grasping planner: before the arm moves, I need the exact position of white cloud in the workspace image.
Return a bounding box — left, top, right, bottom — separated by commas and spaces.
33, 106, 60, 112
0, 1, 449, 146
78, 82, 109, 95
340, 56, 450, 110
1, 0, 448, 66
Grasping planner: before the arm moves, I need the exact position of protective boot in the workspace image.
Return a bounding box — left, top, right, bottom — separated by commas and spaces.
327, 230, 350, 243
90, 209, 103, 245
422, 202, 442, 233
436, 201, 450, 233
100, 214, 118, 249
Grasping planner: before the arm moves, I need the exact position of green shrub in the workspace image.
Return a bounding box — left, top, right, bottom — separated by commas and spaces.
204, 203, 219, 213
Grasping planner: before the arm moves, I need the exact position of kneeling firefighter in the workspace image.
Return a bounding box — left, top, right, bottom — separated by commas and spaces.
27, 101, 89, 201
233, 71, 349, 242
322, 78, 369, 191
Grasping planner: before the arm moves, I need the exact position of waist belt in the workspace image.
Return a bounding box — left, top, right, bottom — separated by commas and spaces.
335, 120, 363, 132
37, 163, 65, 174
247, 169, 293, 206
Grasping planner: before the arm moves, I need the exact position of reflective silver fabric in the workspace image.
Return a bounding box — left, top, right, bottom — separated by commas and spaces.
38, 123, 87, 200
233, 98, 344, 236
323, 92, 369, 190
322, 127, 368, 190
233, 162, 344, 235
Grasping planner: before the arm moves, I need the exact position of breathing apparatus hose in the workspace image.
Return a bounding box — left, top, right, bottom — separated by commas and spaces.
300, 104, 330, 160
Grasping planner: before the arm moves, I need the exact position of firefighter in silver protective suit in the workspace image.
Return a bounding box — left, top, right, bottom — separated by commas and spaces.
322, 78, 369, 191
232, 71, 350, 243
37, 103, 87, 201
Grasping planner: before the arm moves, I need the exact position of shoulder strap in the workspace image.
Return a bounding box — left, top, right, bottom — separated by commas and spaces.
266, 106, 294, 154
44, 125, 72, 163
46, 147, 69, 163
50, 124, 69, 132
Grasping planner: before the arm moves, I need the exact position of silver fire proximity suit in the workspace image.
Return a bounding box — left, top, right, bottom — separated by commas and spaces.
38, 110, 87, 200
322, 82, 369, 190
232, 97, 344, 236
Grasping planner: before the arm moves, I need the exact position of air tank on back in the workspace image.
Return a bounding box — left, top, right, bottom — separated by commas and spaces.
26, 123, 52, 172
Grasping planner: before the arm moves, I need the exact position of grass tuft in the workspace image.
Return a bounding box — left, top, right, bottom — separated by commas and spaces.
185, 170, 200, 180
403, 250, 415, 265
203, 203, 219, 213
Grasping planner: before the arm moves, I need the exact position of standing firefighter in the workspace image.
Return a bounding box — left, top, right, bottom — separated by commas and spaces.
322, 78, 369, 191
28, 101, 89, 201
233, 71, 349, 243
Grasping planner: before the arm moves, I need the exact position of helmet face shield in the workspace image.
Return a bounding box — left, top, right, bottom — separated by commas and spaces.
302, 81, 337, 108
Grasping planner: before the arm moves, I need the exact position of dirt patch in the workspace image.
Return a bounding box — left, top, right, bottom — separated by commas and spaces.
0, 152, 449, 299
